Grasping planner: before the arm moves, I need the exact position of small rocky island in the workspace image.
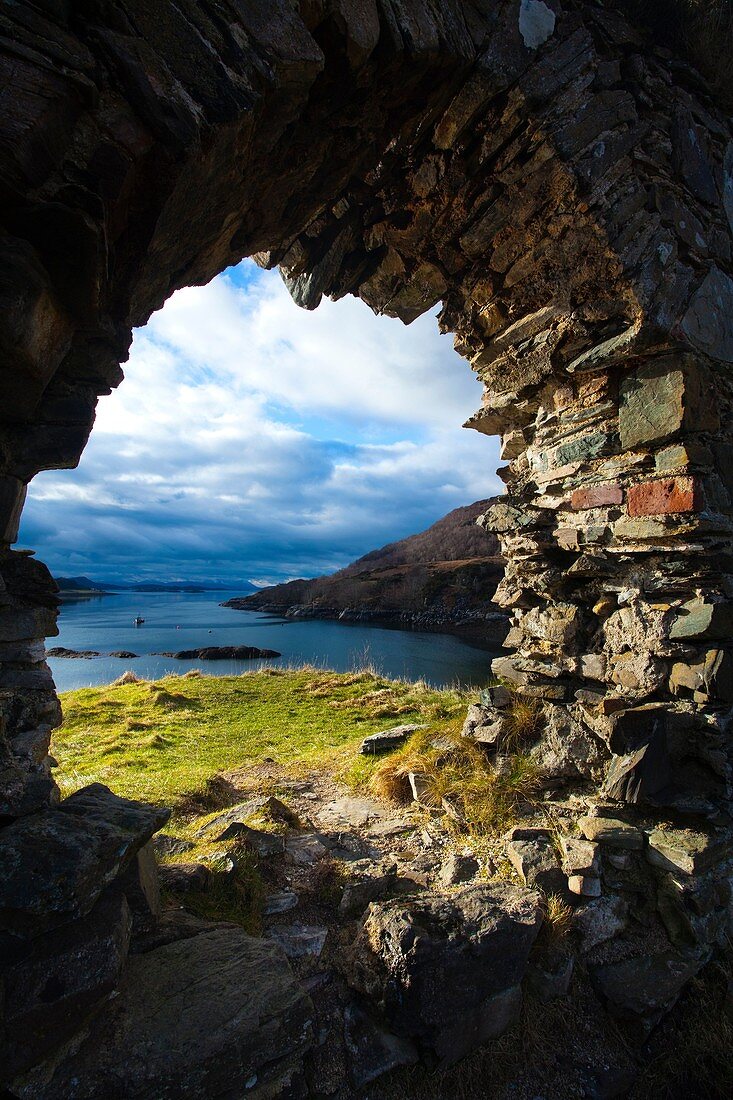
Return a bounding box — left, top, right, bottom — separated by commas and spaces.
155, 646, 281, 661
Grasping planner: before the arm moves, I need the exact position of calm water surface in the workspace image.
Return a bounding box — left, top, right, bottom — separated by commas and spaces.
48, 591, 497, 692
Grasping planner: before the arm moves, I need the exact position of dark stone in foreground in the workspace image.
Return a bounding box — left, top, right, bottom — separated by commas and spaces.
590, 949, 709, 1027
155, 646, 281, 660
344, 1002, 418, 1089
0, 784, 169, 938
158, 862, 211, 894
24, 928, 315, 1099
350, 883, 542, 1063
1, 890, 132, 1079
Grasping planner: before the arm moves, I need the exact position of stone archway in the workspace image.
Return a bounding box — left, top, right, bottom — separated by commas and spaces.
2, 1, 733, 1093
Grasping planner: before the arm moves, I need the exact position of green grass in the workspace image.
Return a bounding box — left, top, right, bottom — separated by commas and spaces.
53, 667, 472, 817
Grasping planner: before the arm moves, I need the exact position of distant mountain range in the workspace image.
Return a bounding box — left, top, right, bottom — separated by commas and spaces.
55, 576, 258, 595
225, 500, 508, 644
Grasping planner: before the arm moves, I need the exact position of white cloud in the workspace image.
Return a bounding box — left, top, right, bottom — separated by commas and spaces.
21, 263, 502, 584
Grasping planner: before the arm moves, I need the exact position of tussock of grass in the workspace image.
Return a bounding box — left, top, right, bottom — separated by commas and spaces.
54, 669, 473, 818
540, 894, 574, 944
361, 723, 541, 835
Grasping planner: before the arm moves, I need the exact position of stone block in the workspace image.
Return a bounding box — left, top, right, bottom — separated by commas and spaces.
578, 816, 643, 850
117, 840, 161, 930
547, 431, 608, 469
590, 950, 707, 1028
461, 703, 504, 749
359, 724, 426, 755
505, 833, 564, 894
669, 598, 733, 641
0, 783, 170, 938
645, 827, 731, 876
159, 862, 211, 894
573, 895, 627, 952
626, 476, 700, 517
0, 478, 27, 545
619, 358, 717, 451
562, 836, 600, 876
681, 265, 733, 363
1, 889, 132, 1079
567, 874, 601, 897
570, 483, 623, 509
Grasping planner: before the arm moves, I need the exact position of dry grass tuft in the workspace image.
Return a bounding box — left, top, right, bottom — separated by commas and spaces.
540, 893, 574, 944
502, 695, 543, 753
125, 717, 153, 731
367, 725, 541, 834
112, 670, 143, 686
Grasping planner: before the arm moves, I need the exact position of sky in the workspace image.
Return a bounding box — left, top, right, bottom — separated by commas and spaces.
19, 261, 503, 588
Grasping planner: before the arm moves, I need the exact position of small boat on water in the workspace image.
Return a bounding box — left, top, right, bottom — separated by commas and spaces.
133, 616, 145, 626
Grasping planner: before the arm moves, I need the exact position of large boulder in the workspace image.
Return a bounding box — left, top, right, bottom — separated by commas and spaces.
0, 784, 169, 938
349, 882, 542, 1063
19, 928, 315, 1099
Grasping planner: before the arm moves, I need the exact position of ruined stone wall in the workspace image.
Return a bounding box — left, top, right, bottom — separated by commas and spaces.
2, 0, 733, 1090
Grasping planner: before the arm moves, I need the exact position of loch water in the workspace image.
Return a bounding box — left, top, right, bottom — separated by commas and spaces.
48, 590, 498, 693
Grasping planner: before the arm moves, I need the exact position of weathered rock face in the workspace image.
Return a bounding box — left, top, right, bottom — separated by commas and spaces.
350, 883, 542, 1063
17, 928, 315, 1099
2, 0, 733, 1090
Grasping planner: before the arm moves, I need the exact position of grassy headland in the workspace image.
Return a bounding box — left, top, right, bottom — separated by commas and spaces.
53, 667, 473, 817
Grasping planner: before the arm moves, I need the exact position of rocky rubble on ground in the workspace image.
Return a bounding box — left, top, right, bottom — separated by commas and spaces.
5, 724, 729, 1098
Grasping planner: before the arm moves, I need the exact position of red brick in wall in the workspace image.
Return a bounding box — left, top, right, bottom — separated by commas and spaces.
626, 476, 701, 517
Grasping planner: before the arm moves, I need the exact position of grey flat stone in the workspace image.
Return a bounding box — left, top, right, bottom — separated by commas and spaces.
215, 823, 285, 858
264, 890, 299, 916
316, 796, 385, 828
578, 816, 643, 850
646, 827, 731, 875
26, 928, 314, 1099
285, 833, 331, 866
359, 724, 426, 755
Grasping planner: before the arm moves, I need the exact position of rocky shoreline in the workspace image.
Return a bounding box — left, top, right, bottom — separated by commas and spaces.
225, 599, 509, 648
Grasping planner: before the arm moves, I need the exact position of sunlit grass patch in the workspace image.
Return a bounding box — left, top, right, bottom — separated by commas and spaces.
352, 721, 541, 835
53, 668, 472, 820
